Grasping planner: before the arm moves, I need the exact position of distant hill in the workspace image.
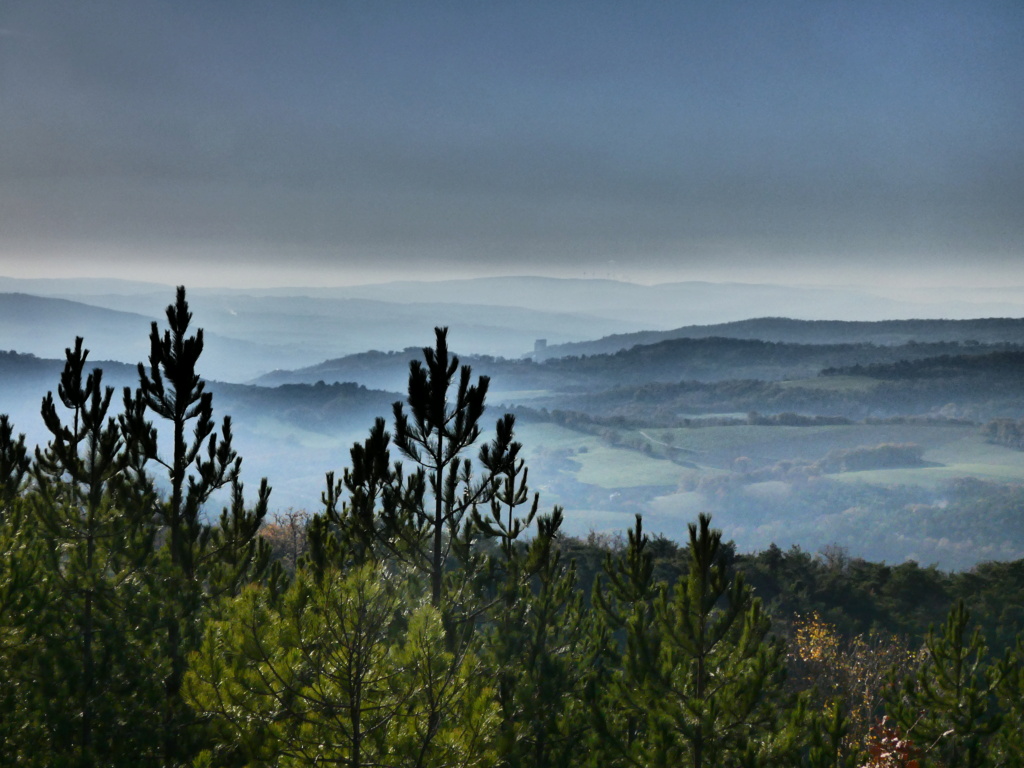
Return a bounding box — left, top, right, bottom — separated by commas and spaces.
255, 334, 1024, 401
540, 317, 1024, 358
16, 274, 1015, 326
0, 292, 325, 382
548, 350, 1024, 423
7, 277, 1024, 383
0, 278, 649, 373
221, 277, 926, 328
0, 348, 140, 447
0, 292, 157, 363
256, 348, 423, 392
213, 380, 400, 437
0, 276, 171, 296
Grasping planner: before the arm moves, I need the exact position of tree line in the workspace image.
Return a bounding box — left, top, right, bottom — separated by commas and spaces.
1, 287, 1022, 767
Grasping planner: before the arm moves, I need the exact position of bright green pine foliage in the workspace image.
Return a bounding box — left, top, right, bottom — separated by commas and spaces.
185, 563, 497, 768
886, 599, 1002, 768
803, 700, 862, 768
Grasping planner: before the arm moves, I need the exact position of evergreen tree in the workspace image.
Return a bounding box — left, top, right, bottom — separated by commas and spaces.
390, 325, 489, 611
185, 563, 497, 767
27, 337, 164, 766
475, 453, 590, 768
993, 638, 1024, 764
885, 599, 1002, 768
591, 514, 792, 768
0, 416, 51, 764
0, 413, 29, 506
313, 329, 585, 763
318, 328, 531, 640
474, 416, 547, 766
804, 700, 861, 768
136, 287, 271, 765
588, 515, 662, 766
316, 416, 427, 574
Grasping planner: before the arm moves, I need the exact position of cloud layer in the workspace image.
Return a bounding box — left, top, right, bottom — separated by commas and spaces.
1, 0, 1021, 287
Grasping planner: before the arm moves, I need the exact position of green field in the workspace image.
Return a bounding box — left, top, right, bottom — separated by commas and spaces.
518, 421, 1024, 494
513, 420, 1024, 552
833, 434, 1024, 488
628, 423, 976, 469
517, 422, 710, 489
775, 375, 880, 393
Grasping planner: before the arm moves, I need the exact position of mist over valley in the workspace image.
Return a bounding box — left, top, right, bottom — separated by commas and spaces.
4, 277, 1024, 570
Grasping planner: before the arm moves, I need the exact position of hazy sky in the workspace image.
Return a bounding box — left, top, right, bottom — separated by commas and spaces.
1, 1, 1021, 289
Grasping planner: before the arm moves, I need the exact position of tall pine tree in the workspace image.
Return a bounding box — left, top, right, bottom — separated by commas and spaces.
885, 599, 1002, 768
137, 287, 271, 765
29, 337, 163, 766
591, 514, 792, 768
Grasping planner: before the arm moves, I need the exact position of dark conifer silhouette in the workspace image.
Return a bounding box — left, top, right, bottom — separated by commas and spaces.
137, 287, 271, 766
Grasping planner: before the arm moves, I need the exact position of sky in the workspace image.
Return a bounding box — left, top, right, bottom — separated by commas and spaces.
0, 0, 1022, 290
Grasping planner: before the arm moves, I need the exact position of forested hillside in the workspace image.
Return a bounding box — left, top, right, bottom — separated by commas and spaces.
257, 336, 1024, 391
2, 288, 1024, 766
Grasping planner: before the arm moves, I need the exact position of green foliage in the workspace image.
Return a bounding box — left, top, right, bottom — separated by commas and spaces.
0, 491, 53, 764
137, 287, 272, 764
0, 289, 274, 766
885, 600, 1002, 768
479, 509, 592, 768
804, 700, 861, 768
0, 415, 37, 755
590, 514, 793, 768
13, 337, 166, 767
0, 413, 29, 506
185, 563, 497, 767
993, 639, 1024, 764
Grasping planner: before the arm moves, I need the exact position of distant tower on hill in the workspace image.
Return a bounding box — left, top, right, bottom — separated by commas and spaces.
534, 338, 548, 362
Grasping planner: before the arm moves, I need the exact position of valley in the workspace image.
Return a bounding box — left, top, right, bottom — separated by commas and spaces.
2, 277, 1024, 569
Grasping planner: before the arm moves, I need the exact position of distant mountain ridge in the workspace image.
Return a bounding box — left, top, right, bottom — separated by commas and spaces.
226, 276, 1016, 325
0, 292, 157, 362
0, 292, 294, 382
539, 317, 1024, 358
4, 276, 1024, 386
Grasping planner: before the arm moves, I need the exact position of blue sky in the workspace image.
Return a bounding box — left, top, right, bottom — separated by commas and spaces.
0, 0, 1021, 289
